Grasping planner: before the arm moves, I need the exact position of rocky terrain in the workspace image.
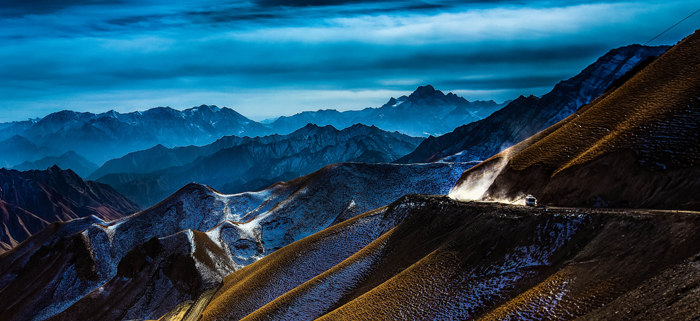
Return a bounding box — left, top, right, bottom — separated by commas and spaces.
3, 26, 700, 321
0, 162, 472, 321
395, 44, 669, 164
0, 166, 140, 253
153, 31, 700, 321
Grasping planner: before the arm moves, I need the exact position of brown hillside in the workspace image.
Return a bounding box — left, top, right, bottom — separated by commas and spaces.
164, 195, 700, 320
452, 29, 700, 209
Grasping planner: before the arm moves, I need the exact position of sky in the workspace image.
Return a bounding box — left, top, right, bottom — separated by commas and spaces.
0, 0, 698, 122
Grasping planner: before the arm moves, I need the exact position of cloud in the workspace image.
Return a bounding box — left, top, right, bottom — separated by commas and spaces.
0, 0, 697, 122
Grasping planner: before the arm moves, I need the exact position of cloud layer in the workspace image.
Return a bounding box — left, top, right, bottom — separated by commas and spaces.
0, 0, 697, 121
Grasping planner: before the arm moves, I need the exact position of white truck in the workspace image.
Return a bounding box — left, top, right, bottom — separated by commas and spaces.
525, 195, 537, 207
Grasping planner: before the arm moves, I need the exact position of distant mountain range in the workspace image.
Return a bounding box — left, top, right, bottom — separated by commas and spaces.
395, 44, 670, 164
0, 106, 269, 166
91, 123, 424, 207
0, 162, 472, 321
0, 166, 140, 253
267, 85, 504, 136
12, 151, 98, 178
0, 86, 500, 167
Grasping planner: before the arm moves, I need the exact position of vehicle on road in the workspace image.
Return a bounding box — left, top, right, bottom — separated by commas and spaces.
525, 195, 537, 207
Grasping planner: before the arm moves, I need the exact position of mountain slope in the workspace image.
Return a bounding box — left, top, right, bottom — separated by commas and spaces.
184, 195, 700, 321
93, 124, 424, 207
451, 29, 700, 209
0, 135, 56, 168
395, 44, 669, 164
0, 166, 140, 253
12, 151, 98, 178
0, 162, 472, 321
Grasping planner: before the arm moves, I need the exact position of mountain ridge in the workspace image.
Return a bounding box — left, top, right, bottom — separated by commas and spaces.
12, 151, 98, 178
395, 44, 670, 164
91, 123, 424, 207
0, 165, 140, 253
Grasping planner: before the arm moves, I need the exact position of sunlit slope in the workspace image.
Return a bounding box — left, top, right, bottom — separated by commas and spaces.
190, 196, 700, 320
453, 29, 700, 209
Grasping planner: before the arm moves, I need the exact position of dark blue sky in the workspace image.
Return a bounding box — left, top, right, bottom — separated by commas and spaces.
0, 0, 698, 122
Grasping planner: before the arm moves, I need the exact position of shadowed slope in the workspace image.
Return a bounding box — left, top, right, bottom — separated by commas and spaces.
0, 166, 140, 253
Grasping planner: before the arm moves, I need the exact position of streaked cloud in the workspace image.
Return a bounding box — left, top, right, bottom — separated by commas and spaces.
0, 0, 697, 121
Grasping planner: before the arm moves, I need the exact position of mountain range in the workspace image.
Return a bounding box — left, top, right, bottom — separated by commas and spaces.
0, 87, 499, 168
0, 162, 472, 320
395, 44, 670, 164
266, 85, 504, 136
0, 166, 140, 253
12, 151, 98, 178
0, 106, 269, 166
91, 123, 424, 207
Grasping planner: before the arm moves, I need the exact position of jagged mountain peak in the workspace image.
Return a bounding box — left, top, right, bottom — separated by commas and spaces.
151, 143, 169, 150
39, 109, 93, 126
382, 97, 398, 107
101, 109, 119, 119
142, 106, 184, 118
2, 134, 33, 145
409, 84, 439, 99
291, 122, 338, 134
